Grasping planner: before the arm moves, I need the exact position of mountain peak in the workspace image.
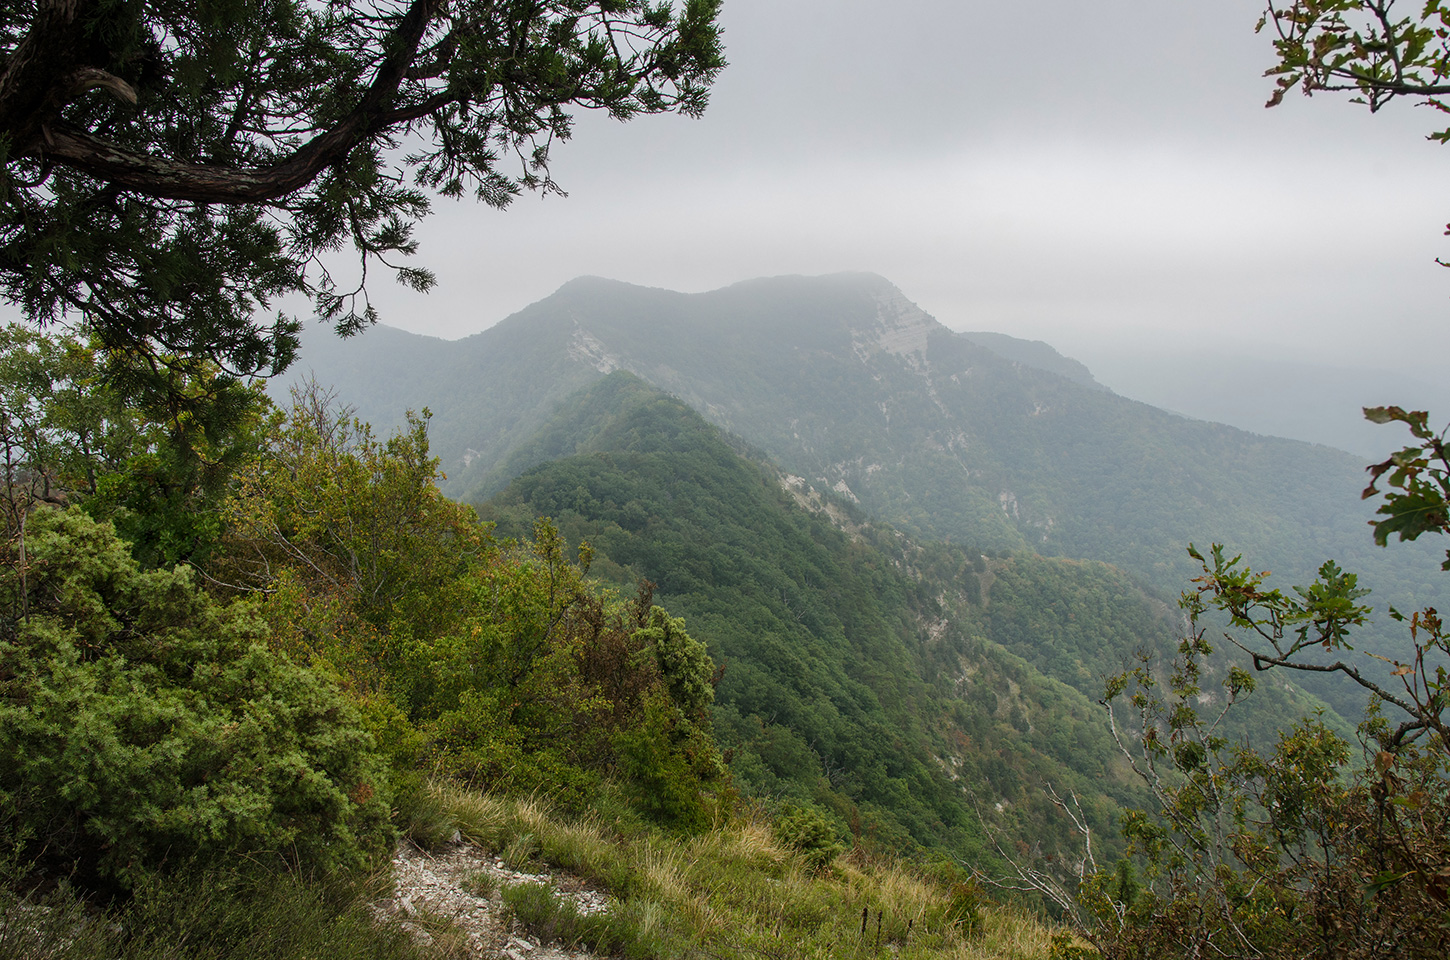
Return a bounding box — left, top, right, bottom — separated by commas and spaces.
545, 273, 915, 323
547, 275, 678, 300
554, 274, 641, 292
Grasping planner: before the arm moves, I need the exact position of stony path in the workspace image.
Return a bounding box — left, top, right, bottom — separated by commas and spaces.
372, 840, 609, 959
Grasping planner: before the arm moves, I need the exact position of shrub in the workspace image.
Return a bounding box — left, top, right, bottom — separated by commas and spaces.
3, 861, 432, 960
1050, 541, 1450, 959
614, 691, 718, 831
0, 508, 393, 890
772, 804, 844, 871
634, 605, 715, 720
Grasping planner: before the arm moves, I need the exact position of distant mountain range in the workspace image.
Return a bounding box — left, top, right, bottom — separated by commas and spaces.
271, 271, 1450, 860
287, 275, 1433, 577
282, 272, 1445, 723
1079, 347, 1450, 461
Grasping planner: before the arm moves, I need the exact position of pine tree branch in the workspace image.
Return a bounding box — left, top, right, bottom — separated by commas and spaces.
12, 0, 443, 204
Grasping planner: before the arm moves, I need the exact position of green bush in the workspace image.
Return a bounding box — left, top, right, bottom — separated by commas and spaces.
772, 804, 844, 871
634, 605, 715, 720
614, 691, 718, 831
2, 862, 431, 960
0, 508, 393, 890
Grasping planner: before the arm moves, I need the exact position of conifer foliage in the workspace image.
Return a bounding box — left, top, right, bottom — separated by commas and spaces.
0, 507, 393, 890
0, 1, 723, 376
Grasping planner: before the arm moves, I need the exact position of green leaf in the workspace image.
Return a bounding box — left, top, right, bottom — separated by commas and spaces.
1363, 870, 1410, 900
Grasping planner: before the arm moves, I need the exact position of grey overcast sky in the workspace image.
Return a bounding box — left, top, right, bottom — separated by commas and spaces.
342, 1, 1450, 380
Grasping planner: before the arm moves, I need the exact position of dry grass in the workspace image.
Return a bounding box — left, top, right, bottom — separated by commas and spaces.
432, 783, 510, 845
638, 843, 690, 903
948, 904, 1059, 960
425, 781, 1062, 960
733, 818, 786, 862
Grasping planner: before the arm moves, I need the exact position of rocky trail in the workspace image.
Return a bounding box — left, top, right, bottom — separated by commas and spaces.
373, 839, 610, 959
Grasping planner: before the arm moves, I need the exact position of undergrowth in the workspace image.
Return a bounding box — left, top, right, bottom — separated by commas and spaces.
429, 781, 1058, 960
0, 864, 434, 960
2, 781, 1059, 960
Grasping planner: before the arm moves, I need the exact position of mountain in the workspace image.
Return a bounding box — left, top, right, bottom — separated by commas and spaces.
471, 372, 1342, 862
954, 330, 1106, 391
286, 274, 1436, 579
1077, 347, 1450, 461
282, 272, 1445, 719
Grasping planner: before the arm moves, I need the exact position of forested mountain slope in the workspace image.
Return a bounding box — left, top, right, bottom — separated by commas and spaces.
288, 274, 1428, 587
472, 373, 1338, 863
285, 272, 1441, 719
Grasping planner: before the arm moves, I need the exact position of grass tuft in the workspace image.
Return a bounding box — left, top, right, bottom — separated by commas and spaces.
1, 865, 439, 960
397, 782, 457, 851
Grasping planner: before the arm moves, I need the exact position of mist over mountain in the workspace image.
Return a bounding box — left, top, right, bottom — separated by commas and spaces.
953, 330, 1105, 391
286, 273, 1441, 616
1075, 347, 1450, 461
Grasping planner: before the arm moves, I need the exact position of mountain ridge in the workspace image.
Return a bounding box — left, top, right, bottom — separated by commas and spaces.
474, 372, 1150, 857
475, 371, 1348, 863
281, 272, 1445, 718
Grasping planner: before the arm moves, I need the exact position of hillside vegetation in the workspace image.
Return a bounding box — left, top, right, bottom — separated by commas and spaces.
480, 375, 1134, 857
1, 327, 1074, 958
284, 273, 1443, 722
476, 373, 1350, 860
8, 270, 1446, 958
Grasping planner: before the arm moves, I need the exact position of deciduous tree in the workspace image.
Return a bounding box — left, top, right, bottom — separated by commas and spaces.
0, 325, 269, 566
1261, 3, 1450, 261
1046, 408, 1450, 958
1261, 2, 1450, 119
